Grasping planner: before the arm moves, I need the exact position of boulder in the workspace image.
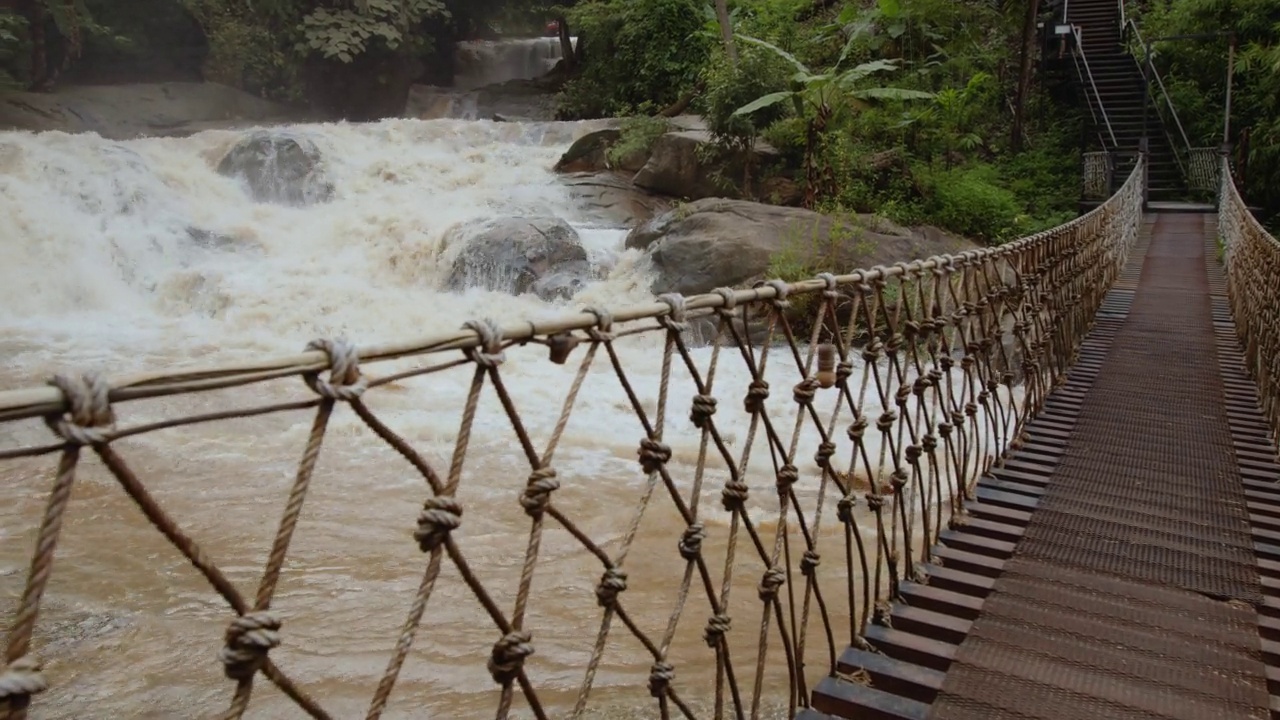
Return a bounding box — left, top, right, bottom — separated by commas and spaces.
553, 127, 653, 174
559, 172, 672, 227
626, 198, 977, 296
632, 130, 783, 200
446, 216, 592, 301
554, 128, 621, 173
217, 130, 333, 207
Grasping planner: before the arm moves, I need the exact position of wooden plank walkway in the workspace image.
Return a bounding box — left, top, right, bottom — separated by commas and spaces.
806, 213, 1280, 720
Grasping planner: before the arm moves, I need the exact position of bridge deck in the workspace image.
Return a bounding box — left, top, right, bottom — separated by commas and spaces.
812, 213, 1280, 720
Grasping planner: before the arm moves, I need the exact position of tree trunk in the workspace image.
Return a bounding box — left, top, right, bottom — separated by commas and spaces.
714, 0, 738, 64
556, 14, 575, 71
1011, 0, 1041, 152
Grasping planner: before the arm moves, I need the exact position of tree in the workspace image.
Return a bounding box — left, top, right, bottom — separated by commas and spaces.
713, 0, 736, 65
1010, 0, 1040, 151
733, 35, 934, 206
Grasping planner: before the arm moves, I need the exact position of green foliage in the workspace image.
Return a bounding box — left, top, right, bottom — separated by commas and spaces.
920, 164, 1026, 244
299, 0, 447, 63
605, 114, 670, 166
0, 11, 29, 89
699, 44, 792, 148
1140, 0, 1280, 218
557, 0, 711, 118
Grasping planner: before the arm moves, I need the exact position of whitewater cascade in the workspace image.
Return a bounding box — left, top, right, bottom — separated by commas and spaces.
0, 41, 981, 719
0, 109, 850, 718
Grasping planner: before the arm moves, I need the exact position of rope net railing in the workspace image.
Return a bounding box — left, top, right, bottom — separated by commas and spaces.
1218, 157, 1280, 448
0, 159, 1144, 720
1188, 147, 1222, 195
1082, 151, 1115, 200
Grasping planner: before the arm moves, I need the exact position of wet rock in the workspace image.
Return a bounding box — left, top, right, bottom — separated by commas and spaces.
554, 128, 622, 173
632, 130, 782, 200
446, 216, 592, 301
216, 130, 334, 207
185, 227, 237, 250
626, 198, 977, 296
559, 171, 672, 227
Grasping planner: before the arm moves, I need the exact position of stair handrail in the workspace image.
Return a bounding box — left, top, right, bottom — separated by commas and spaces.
1124, 19, 1193, 176
1070, 25, 1119, 149
1066, 40, 1111, 152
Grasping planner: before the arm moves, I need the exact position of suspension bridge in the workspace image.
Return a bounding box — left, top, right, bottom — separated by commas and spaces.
1, 1, 1278, 715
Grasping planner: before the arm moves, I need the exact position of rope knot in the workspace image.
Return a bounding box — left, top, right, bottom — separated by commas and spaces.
487, 630, 534, 684
792, 377, 818, 405
690, 394, 718, 429
847, 415, 869, 441
304, 338, 366, 400
744, 380, 770, 413
657, 293, 688, 332
462, 319, 505, 368
876, 411, 897, 433
836, 496, 856, 522
776, 464, 799, 491
415, 496, 463, 552
800, 550, 821, 577
922, 433, 938, 453
519, 467, 559, 517
866, 493, 885, 512
890, 467, 908, 489
678, 523, 705, 560
219, 612, 281, 681
703, 613, 732, 647
712, 287, 738, 314
761, 278, 790, 309
583, 307, 615, 343
758, 566, 786, 601
836, 361, 854, 383
811, 273, 837, 301
638, 438, 672, 474
45, 373, 115, 445
648, 661, 675, 697
905, 444, 923, 465
721, 480, 749, 511
596, 567, 628, 608
814, 441, 836, 468
861, 341, 883, 362
0, 656, 47, 703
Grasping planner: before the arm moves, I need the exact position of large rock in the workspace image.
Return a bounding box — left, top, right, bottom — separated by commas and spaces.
626, 198, 977, 295
553, 127, 653, 174
559, 172, 672, 227
217, 130, 334, 207
0, 82, 303, 139
446, 216, 592, 301
632, 130, 782, 200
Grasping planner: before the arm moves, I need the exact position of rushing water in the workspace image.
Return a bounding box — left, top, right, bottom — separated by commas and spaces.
0, 36, 1013, 714
0, 99, 898, 717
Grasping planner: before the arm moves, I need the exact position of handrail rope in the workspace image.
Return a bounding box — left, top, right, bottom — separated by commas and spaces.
0, 164, 1147, 424
1217, 157, 1280, 443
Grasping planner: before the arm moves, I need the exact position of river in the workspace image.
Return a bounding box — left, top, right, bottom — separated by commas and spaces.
0, 40, 970, 720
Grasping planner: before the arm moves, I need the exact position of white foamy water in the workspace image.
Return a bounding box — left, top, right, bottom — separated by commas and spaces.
0, 110, 1017, 719
454, 37, 575, 90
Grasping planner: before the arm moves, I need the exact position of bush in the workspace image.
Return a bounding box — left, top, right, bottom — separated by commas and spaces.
698, 44, 794, 148
606, 115, 670, 167
557, 0, 712, 119
921, 164, 1025, 244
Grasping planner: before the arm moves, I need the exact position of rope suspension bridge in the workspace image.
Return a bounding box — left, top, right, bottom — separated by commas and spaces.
0, 152, 1276, 720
